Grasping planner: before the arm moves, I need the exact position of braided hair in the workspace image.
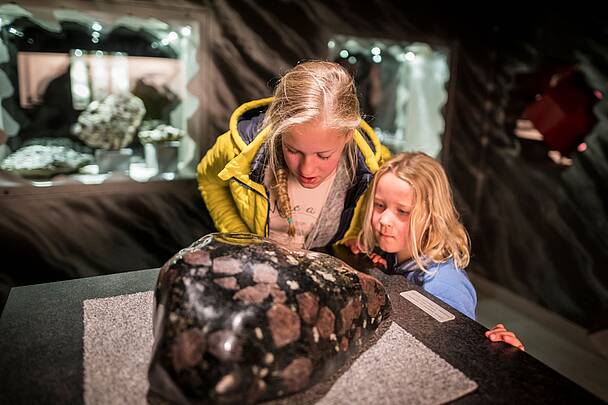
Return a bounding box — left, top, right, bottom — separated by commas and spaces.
262, 60, 361, 237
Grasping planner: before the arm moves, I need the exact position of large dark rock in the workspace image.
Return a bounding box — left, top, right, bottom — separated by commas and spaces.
148, 233, 391, 404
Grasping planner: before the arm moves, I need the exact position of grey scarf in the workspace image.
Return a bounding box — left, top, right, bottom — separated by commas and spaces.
305, 157, 352, 249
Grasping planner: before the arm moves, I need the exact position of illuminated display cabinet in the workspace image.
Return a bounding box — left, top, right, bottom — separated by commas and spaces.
0, 2, 204, 185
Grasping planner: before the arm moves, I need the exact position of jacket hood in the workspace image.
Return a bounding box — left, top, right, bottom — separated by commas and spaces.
229, 98, 273, 151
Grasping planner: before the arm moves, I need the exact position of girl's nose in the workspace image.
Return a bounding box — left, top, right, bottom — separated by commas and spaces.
379, 210, 393, 227
299, 155, 314, 176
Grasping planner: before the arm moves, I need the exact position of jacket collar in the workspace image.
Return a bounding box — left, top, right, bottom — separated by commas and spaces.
377, 250, 436, 277
352, 119, 383, 172
218, 125, 270, 183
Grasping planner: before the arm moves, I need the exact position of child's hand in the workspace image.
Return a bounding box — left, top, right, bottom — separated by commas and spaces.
343, 239, 387, 268
485, 323, 525, 351
343, 238, 362, 254
368, 252, 387, 268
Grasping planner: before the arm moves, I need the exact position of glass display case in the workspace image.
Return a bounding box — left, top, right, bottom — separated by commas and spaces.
0, 1, 204, 186
327, 35, 452, 158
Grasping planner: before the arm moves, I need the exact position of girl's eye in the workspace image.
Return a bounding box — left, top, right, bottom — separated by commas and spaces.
373, 202, 384, 209
286, 148, 298, 155
398, 209, 410, 216
317, 154, 331, 160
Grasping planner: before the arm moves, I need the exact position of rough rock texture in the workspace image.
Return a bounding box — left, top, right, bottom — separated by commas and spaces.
148, 233, 391, 404
72, 93, 146, 150
0, 144, 93, 178
138, 124, 185, 144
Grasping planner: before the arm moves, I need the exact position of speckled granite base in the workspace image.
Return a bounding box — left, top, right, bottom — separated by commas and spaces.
318, 322, 477, 404
83, 291, 154, 405
83, 291, 476, 404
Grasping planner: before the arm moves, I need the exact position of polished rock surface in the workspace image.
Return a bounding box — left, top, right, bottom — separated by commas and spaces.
0, 266, 600, 404
148, 233, 391, 404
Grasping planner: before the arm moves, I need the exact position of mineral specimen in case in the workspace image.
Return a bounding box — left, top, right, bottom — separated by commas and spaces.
148, 233, 391, 404
72, 93, 146, 150
0, 144, 93, 178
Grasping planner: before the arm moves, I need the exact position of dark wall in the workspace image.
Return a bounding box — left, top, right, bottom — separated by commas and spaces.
2, 1, 606, 330
201, 2, 608, 330
0, 179, 215, 310
447, 16, 608, 331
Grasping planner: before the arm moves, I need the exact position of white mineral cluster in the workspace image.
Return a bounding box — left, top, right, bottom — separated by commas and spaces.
0, 145, 93, 177
72, 93, 146, 150
138, 124, 185, 144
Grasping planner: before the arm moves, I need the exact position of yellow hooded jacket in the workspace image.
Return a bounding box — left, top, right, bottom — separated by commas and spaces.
197, 98, 389, 245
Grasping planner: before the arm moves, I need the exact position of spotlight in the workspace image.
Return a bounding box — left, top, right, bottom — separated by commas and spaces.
180, 26, 191, 37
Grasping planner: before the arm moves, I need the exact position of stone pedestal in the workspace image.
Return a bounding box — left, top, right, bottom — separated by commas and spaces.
95, 148, 132, 173
144, 141, 180, 174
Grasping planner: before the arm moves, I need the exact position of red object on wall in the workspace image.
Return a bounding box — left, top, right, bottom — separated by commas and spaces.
522, 69, 598, 154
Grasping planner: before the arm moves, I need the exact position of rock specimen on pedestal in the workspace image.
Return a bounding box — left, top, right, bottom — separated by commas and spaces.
0, 144, 93, 177
72, 93, 146, 150
148, 233, 391, 404
138, 123, 185, 144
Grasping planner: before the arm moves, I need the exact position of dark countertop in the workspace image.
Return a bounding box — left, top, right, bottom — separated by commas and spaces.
0, 251, 602, 404
371, 267, 599, 403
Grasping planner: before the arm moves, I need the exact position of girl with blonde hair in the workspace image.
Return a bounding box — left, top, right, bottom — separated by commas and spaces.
356, 152, 475, 316
197, 60, 389, 250
353, 152, 524, 348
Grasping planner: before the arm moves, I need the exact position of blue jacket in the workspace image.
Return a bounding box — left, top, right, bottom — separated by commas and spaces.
382, 253, 477, 319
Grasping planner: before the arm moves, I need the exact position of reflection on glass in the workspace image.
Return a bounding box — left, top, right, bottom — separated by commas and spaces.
91, 50, 110, 101
110, 52, 129, 94
328, 35, 450, 157
70, 49, 91, 109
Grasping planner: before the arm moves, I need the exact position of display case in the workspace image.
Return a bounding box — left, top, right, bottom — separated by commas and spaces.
0, 1, 207, 186
327, 35, 454, 158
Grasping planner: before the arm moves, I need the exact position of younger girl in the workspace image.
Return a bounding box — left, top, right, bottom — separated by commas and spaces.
353, 152, 524, 349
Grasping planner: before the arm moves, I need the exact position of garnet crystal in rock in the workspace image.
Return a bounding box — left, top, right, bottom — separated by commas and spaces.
148, 233, 391, 404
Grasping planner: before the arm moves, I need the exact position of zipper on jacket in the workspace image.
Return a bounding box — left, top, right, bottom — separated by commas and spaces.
232, 177, 270, 237
264, 185, 270, 237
